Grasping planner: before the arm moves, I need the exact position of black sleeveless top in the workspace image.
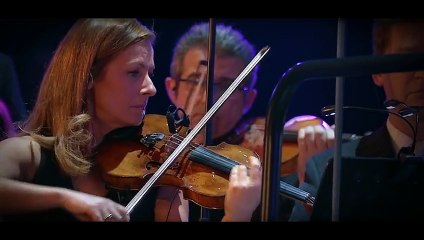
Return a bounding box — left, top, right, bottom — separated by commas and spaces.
3, 146, 158, 221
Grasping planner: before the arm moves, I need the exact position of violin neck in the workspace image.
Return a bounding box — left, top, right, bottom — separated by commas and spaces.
189, 146, 237, 174
189, 146, 315, 206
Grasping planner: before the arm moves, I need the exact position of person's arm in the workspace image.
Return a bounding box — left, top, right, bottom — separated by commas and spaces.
0, 137, 129, 221
289, 146, 335, 222
0, 136, 63, 214
288, 153, 324, 222
0, 177, 67, 214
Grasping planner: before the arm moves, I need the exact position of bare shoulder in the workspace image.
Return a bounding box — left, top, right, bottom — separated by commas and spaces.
0, 136, 42, 181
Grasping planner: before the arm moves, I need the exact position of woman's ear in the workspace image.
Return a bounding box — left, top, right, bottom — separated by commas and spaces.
165, 77, 178, 104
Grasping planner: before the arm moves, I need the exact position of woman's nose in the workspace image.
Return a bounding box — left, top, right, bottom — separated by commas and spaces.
140, 75, 156, 96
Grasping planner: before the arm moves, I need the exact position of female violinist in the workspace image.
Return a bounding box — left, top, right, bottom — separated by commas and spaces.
0, 18, 262, 222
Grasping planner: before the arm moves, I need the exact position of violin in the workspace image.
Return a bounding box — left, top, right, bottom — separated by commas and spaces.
95, 114, 315, 210
227, 115, 360, 176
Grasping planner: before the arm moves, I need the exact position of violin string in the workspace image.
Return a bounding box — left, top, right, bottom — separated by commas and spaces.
163, 134, 251, 168
164, 134, 199, 151
157, 134, 241, 171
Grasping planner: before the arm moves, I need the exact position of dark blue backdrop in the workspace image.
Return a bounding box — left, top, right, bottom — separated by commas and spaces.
0, 18, 385, 135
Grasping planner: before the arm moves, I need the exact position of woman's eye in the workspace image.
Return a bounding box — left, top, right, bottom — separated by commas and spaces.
129, 71, 140, 77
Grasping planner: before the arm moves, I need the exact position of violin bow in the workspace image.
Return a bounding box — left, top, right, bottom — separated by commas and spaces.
125, 46, 270, 215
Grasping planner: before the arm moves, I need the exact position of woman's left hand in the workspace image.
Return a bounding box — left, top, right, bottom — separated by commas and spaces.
223, 156, 262, 222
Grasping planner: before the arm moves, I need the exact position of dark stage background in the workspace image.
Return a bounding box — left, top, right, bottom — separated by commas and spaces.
0, 18, 385, 135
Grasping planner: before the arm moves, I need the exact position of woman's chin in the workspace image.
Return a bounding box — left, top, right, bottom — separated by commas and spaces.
127, 117, 144, 126
135, 119, 144, 126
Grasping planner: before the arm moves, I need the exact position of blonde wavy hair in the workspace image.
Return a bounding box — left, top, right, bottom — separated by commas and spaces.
21, 18, 155, 176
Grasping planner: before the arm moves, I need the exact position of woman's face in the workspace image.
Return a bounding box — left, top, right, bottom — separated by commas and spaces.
92, 40, 156, 132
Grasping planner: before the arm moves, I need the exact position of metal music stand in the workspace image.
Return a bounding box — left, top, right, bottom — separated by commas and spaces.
261, 53, 424, 221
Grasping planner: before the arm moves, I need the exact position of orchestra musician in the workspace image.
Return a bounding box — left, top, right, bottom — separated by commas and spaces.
291, 18, 424, 221
164, 22, 329, 221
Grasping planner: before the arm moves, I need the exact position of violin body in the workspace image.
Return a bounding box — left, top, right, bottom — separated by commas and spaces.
95, 114, 257, 209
